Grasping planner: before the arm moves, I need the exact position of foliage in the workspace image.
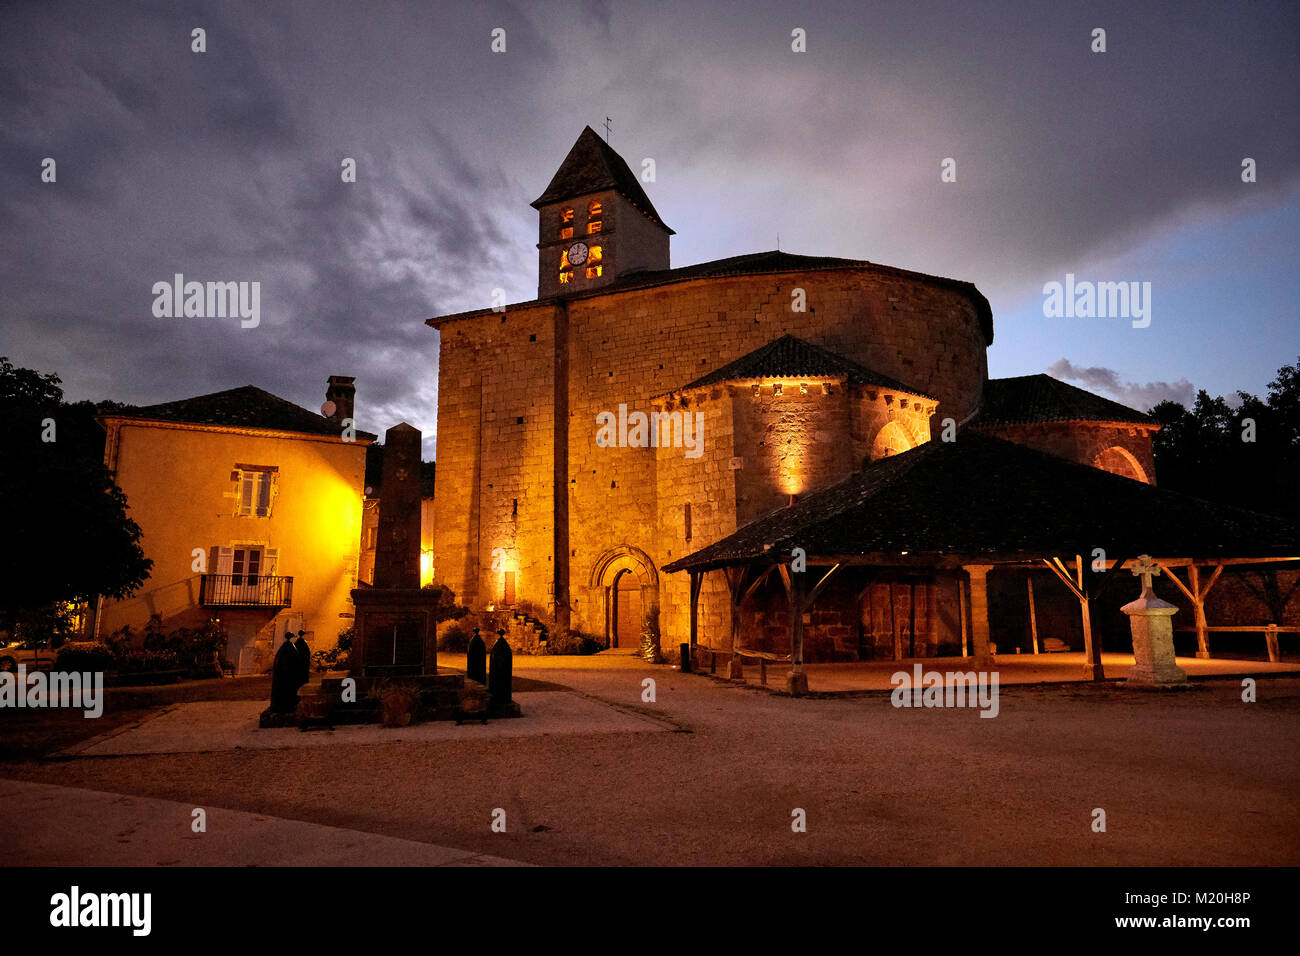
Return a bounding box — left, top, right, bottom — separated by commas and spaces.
545, 631, 604, 656
437, 624, 473, 652
422, 582, 470, 625
1150, 355, 1300, 521
0, 357, 152, 637
104, 614, 226, 677
54, 642, 116, 672
336, 625, 355, 652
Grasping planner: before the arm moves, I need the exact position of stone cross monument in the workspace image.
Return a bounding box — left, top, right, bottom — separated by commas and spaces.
350, 423, 440, 677
1121, 555, 1187, 685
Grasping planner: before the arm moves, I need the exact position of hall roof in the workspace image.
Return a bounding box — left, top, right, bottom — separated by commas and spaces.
975, 374, 1156, 427
530, 126, 673, 232
668, 334, 934, 398
428, 250, 995, 344
662, 432, 1300, 572
101, 385, 377, 441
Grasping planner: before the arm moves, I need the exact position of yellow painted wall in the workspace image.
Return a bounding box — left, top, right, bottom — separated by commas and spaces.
96, 421, 368, 671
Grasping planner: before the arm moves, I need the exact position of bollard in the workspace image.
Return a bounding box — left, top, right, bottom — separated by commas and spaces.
467, 627, 487, 684
489, 629, 513, 712
679, 642, 691, 673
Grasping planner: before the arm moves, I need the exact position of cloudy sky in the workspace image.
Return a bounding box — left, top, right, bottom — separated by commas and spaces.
2, 0, 1297, 456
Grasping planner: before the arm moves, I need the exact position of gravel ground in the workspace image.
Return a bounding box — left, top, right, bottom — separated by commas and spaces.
4, 665, 1297, 866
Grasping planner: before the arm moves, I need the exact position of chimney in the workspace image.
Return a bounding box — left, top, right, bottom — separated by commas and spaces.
325, 375, 355, 424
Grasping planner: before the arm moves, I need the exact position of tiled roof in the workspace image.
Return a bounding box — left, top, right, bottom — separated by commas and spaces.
530, 126, 673, 232
429, 250, 995, 344
975, 374, 1155, 426
663, 431, 1300, 572
107, 385, 377, 441
671, 334, 933, 398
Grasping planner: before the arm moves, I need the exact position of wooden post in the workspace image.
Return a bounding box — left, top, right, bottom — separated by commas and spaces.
688, 570, 701, 652
760, 657, 767, 686
1265, 624, 1280, 663
788, 571, 808, 695
1027, 575, 1040, 654
1077, 556, 1104, 681
1189, 565, 1210, 659
958, 577, 968, 658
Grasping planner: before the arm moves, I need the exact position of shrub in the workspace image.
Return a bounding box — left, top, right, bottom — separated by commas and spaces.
55, 642, 115, 672
547, 631, 604, 656
438, 624, 472, 652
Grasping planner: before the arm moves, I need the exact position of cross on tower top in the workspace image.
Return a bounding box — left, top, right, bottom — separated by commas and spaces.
603, 116, 612, 141
1131, 554, 1161, 594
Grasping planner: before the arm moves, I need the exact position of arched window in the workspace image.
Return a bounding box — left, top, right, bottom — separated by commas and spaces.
585, 244, 603, 279
870, 421, 913, 460
559, 208, 574, 240
587, 200, 602, 235
558, 248, 574, 285
1092, 445, 1150, 483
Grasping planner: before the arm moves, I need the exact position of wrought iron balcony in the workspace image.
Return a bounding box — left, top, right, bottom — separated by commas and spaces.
199, 574, 294, 608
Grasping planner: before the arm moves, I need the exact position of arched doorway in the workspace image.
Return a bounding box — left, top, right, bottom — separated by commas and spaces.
590, 546, 659, 651
612, 569, 643, 649
1092, 445, 1149, 484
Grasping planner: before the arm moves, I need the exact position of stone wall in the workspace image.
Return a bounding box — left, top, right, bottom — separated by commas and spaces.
974, 421, 1158, 484
432, 264, 990, 655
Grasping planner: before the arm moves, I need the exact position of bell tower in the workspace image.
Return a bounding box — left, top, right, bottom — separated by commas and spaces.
532, 127, 673, 299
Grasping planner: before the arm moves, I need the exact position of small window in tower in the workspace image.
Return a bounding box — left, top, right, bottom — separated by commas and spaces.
559, 208, 574, 239
684, 502, 692, 542
587, 200, 602, 235
585, 244, 603, 279
503, 571, 516, 606
558, 248, 574, 285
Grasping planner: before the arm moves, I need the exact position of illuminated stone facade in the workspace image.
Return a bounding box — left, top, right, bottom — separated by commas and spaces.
427, 129, 1158, 658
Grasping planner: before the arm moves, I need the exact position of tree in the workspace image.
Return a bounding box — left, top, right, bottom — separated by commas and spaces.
1150, 355, 1300, 522
0, 357, 152, 638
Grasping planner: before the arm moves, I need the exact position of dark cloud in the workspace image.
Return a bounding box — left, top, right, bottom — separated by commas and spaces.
1, 0, 1296, 459
1046, 358, 1195, 412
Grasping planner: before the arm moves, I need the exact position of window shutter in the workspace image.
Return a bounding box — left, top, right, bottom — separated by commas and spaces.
263, 547, 279, 576
216, 547, 234, 576
256, 471, 272, 516
238, 473, 254, 515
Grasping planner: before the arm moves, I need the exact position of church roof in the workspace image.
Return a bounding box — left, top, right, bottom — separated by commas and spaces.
530, 126, 673, 233
663, 431, 1300, 572
102, 385, 377, 441
428, 250, 995, 345
670, 334, 933, 398
975, 374, 1156, 427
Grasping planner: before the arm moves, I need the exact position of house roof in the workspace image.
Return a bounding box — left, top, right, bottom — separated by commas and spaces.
975, 374, 1155, 427
663, 431, 1300, 572
530, 126, 673, 232
669, 334, 934, 399
428, 250, 995, 344
103, 385, 378, 441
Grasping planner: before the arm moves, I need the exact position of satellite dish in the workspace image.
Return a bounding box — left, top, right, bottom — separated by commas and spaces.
321, 400, 337, 417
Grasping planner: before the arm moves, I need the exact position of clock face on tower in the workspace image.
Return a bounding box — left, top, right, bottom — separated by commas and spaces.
567, 241, 588, 266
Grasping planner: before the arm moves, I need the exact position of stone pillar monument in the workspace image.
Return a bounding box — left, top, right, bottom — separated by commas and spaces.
1122, 555, 1187, 685
350, 423, 440, 677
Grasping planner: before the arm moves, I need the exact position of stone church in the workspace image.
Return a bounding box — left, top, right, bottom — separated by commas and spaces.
426, 127, 1166, 661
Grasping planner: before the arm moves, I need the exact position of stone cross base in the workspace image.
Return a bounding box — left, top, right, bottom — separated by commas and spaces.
1122, 599, 1187, 685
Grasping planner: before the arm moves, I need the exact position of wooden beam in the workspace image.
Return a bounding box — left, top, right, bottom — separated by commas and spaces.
1076, 555, 1103, 681
1043, 558, 1085, 602
1027, 574, 1039, 655
1188, 565, 1209, 659
688, 570, 701, 651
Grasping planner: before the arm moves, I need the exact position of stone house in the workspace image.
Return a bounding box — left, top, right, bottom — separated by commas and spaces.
93, 378, 374, 673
